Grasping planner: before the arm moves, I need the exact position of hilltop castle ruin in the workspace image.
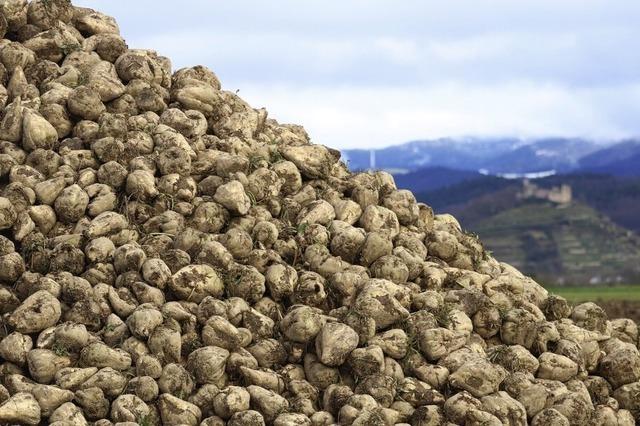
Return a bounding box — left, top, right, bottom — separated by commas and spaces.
518, 179, 572, 204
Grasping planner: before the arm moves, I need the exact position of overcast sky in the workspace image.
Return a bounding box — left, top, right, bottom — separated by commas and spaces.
76, 0, 640, 149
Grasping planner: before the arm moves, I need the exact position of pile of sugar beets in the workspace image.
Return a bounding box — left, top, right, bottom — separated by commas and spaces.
0, 1, 639, 425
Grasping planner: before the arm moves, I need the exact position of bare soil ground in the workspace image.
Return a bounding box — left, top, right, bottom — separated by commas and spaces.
595, 300, 640, 323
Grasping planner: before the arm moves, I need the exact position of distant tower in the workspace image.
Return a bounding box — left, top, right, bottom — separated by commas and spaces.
370, 149, 376, 170
560, 184, 572, 204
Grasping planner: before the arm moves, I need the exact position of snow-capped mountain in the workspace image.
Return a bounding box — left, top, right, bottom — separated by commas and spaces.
342, 137, 608, 175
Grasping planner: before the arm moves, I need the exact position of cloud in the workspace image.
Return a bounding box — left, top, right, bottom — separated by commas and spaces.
374, 38, 420, 65
74, 0, 640, 148
239, 82, 640, 149
427, 34, 516, 62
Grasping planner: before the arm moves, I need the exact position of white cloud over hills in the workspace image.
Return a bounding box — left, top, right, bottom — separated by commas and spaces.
78, 0, 640, 148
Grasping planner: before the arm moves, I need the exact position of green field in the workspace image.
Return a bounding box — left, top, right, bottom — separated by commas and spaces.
546, 285, 640, 302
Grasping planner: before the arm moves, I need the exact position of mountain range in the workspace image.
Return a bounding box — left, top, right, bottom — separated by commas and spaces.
578, 140, 640, 176
343, 137, 640, 177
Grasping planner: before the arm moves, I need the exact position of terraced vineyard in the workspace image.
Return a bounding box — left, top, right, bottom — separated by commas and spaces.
472, 202, 640, 284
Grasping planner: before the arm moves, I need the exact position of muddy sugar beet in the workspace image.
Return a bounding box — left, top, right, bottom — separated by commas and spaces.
0, 1, 639, 425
